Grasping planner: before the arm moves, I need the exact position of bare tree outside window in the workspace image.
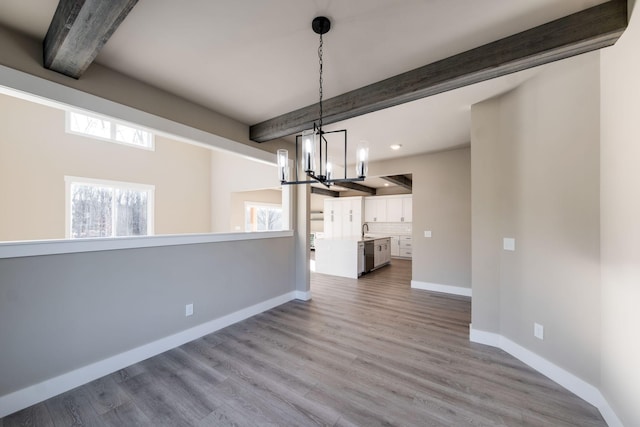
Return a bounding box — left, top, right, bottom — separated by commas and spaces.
70, 184, 112, 238
245, 204, 282, 232
68, 178, 153, 239
67, 111, 154, 150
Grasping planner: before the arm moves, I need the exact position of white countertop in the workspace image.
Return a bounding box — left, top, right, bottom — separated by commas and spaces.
318, 235, 392, 243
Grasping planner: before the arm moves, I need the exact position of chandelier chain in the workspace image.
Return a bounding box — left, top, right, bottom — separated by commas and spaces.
318, 32, 323, 132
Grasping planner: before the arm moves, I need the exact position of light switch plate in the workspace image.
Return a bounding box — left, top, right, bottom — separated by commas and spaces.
503, 238, 516, 251
185, 303, 194, 317
534, 323, 544, 340
424, 231, 432, 238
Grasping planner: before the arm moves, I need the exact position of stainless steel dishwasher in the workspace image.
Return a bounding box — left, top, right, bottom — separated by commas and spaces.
364, 240, 375, 273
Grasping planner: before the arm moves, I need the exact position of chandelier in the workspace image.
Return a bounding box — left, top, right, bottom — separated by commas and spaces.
277, 16, 369, 188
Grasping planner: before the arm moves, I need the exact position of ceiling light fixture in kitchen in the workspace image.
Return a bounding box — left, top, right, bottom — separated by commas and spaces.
277, 16, 369, 188
390, 144, 402, 150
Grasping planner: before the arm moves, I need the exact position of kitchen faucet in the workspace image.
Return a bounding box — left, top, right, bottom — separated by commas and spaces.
362, 222, 369, 238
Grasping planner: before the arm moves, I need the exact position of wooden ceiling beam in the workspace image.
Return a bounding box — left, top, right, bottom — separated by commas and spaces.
250, 0, 627, 142
43, 0, 139, 79
311, 187, 339, 197
381, 175, 413, 191
335, 181, 376, 195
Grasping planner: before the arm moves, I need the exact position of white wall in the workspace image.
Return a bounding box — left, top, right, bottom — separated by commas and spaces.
600, 1, 640, 424
368, 148, 471, 289
471, 52, 602, 384
210, 150, 279, 232
230, 189, 282, 231
0, 93, 212, 241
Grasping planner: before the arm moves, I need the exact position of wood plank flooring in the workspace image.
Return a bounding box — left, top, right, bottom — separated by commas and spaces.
1, 259, 605, 426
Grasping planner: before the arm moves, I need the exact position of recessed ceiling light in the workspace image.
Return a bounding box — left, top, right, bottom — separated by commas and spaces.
384, 183, 390, 187
390, 144, 402, 150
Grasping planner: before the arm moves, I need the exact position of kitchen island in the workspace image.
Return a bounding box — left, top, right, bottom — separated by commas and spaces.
315, 236, 391, 279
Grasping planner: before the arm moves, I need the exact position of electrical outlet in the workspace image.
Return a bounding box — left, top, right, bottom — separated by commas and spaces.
185, 303, 194, 317
424, 230, 432, 238
534, 323, 544, 340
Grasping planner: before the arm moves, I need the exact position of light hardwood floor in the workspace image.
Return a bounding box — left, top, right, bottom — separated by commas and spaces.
1, 259, 605, 426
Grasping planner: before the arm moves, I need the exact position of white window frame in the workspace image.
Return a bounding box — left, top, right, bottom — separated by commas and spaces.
65, 176, 155, 239
65, 110, 155, 151
244, 202, 283, 232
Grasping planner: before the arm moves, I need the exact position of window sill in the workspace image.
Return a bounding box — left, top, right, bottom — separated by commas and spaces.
0, 230, 294, 259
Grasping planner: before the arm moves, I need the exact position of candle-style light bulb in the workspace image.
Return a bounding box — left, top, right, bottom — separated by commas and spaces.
277, 149, 289, 183
302, 129, 315, 173
326, 162, 333, 182
356, 142, 369, 178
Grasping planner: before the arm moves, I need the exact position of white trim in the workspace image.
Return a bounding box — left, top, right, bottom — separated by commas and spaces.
0, 291, 299, 418
294, 290, 312, 301
468, 325, 622, 427
468, 324, 501, 347
0, 230, 294, 259
411, 280, 472, 297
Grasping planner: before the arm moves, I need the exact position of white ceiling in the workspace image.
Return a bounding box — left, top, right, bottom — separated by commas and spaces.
0, 0, 608, 163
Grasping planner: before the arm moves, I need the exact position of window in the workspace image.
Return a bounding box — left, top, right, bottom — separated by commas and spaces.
66, 111, 154, 150
245, 203, 283, 232
65, 177, 154, 239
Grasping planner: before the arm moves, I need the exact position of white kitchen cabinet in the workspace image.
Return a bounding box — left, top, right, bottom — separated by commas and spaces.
387, 196, 413, 222
373, 237, 391, 268
399, 235, 412, 259
402, 197, 413, 222
323, 196, 363, 238
342, 197, 363, 237
390, 236, 400, 256
365, 195, 412, 223
386, 198, 403, 222
323, 199, 341, 238
364, 197, 387, 222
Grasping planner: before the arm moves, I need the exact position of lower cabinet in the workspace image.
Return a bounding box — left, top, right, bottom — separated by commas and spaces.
399, 235, 412, 258
373, 238, 391, 268
389, 235, 412, 259
390, 236, 400, 257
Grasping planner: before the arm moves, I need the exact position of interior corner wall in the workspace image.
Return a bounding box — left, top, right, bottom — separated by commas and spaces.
600, 0, 640, 424
368, 148, 471, 289
470, 53, 602, 385
230, 189, 282, 232
209, 150, 278, 233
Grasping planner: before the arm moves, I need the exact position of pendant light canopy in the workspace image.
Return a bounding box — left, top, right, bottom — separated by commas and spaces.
277, 16, 369, 188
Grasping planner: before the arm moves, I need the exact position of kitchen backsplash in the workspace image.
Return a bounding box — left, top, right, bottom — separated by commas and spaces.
366, 222, 412, 235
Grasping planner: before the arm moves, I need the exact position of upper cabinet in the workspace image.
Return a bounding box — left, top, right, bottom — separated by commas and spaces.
402, 197, 412, 222
365, 195, 412, 223
324, 196, 364, 238
364, 197, 387, 222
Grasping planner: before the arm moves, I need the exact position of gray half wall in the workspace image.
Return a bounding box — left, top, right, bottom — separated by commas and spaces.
0, 237, 295, 397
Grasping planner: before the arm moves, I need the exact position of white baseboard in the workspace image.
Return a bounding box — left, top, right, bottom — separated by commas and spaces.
294, 290, 312, 301
468, 324, 622, 427
411, 280, 472, 297
0, 291, 298, 418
